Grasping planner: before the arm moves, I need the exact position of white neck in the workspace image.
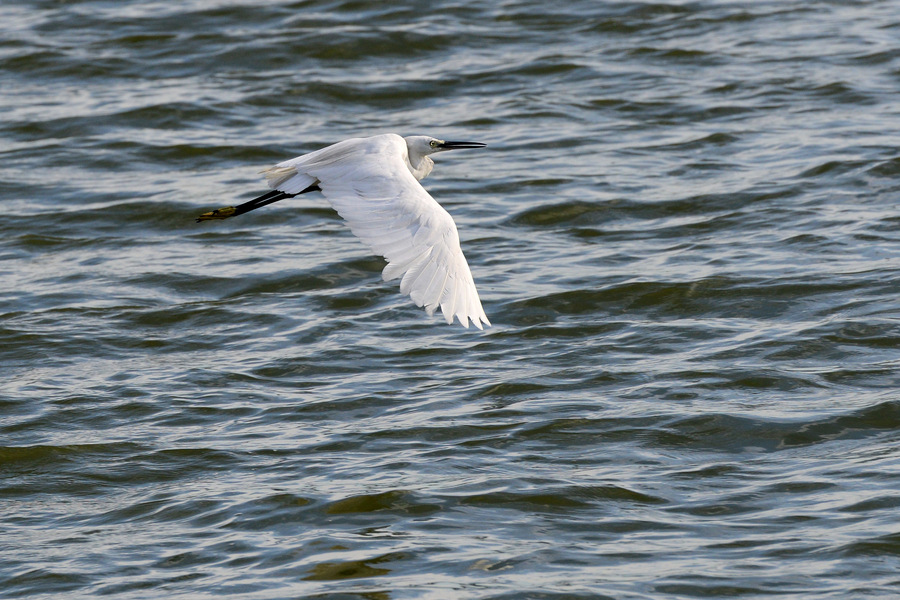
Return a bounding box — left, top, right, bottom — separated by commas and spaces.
407, 154, 434, 181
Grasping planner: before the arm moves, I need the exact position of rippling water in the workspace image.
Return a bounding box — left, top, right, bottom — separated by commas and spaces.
3, 1, 900, 598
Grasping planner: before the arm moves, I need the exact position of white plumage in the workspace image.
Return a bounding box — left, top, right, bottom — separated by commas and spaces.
199, 134, 490, 330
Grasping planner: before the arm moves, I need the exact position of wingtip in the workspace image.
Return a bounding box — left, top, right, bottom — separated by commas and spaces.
457, 312, 492, 330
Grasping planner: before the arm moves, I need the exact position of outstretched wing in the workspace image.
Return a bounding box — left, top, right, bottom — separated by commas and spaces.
262, 134, 490, 329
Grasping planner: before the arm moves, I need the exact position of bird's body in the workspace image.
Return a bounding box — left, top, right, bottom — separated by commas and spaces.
198, 134, 490, 329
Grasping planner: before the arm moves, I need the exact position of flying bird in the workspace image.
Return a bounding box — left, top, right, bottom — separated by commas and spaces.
197, 134, 491, 329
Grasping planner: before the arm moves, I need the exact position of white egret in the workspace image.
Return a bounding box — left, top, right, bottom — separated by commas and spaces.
197, 134, 491, 329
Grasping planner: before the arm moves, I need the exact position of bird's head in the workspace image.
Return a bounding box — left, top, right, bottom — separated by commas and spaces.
403, 135, 486, 181
404, 135, 486, 157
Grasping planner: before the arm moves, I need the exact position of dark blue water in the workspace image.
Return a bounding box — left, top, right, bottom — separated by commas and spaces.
2, 1, 900, 598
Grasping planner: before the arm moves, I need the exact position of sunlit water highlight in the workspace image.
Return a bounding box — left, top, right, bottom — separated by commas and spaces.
2, 1, 899, 598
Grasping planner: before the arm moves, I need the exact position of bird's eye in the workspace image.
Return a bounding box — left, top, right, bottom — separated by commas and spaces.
430, 140, 438, 148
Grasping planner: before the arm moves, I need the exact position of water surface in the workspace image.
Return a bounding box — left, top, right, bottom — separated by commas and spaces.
2, 1, 900, 598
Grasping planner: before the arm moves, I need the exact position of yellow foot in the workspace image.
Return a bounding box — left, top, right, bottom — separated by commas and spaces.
196, 206, 236, 222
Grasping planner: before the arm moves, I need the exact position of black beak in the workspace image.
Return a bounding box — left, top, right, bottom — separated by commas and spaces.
438, 140, 487, 150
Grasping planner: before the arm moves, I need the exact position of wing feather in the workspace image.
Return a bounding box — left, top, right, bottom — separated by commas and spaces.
264, 134, 489, 329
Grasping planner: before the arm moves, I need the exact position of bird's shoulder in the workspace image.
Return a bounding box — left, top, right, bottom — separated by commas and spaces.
297, 134, 406, 168
270, 134, 419, 198
352, 134, 408, 160
327, 133, 404, 152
